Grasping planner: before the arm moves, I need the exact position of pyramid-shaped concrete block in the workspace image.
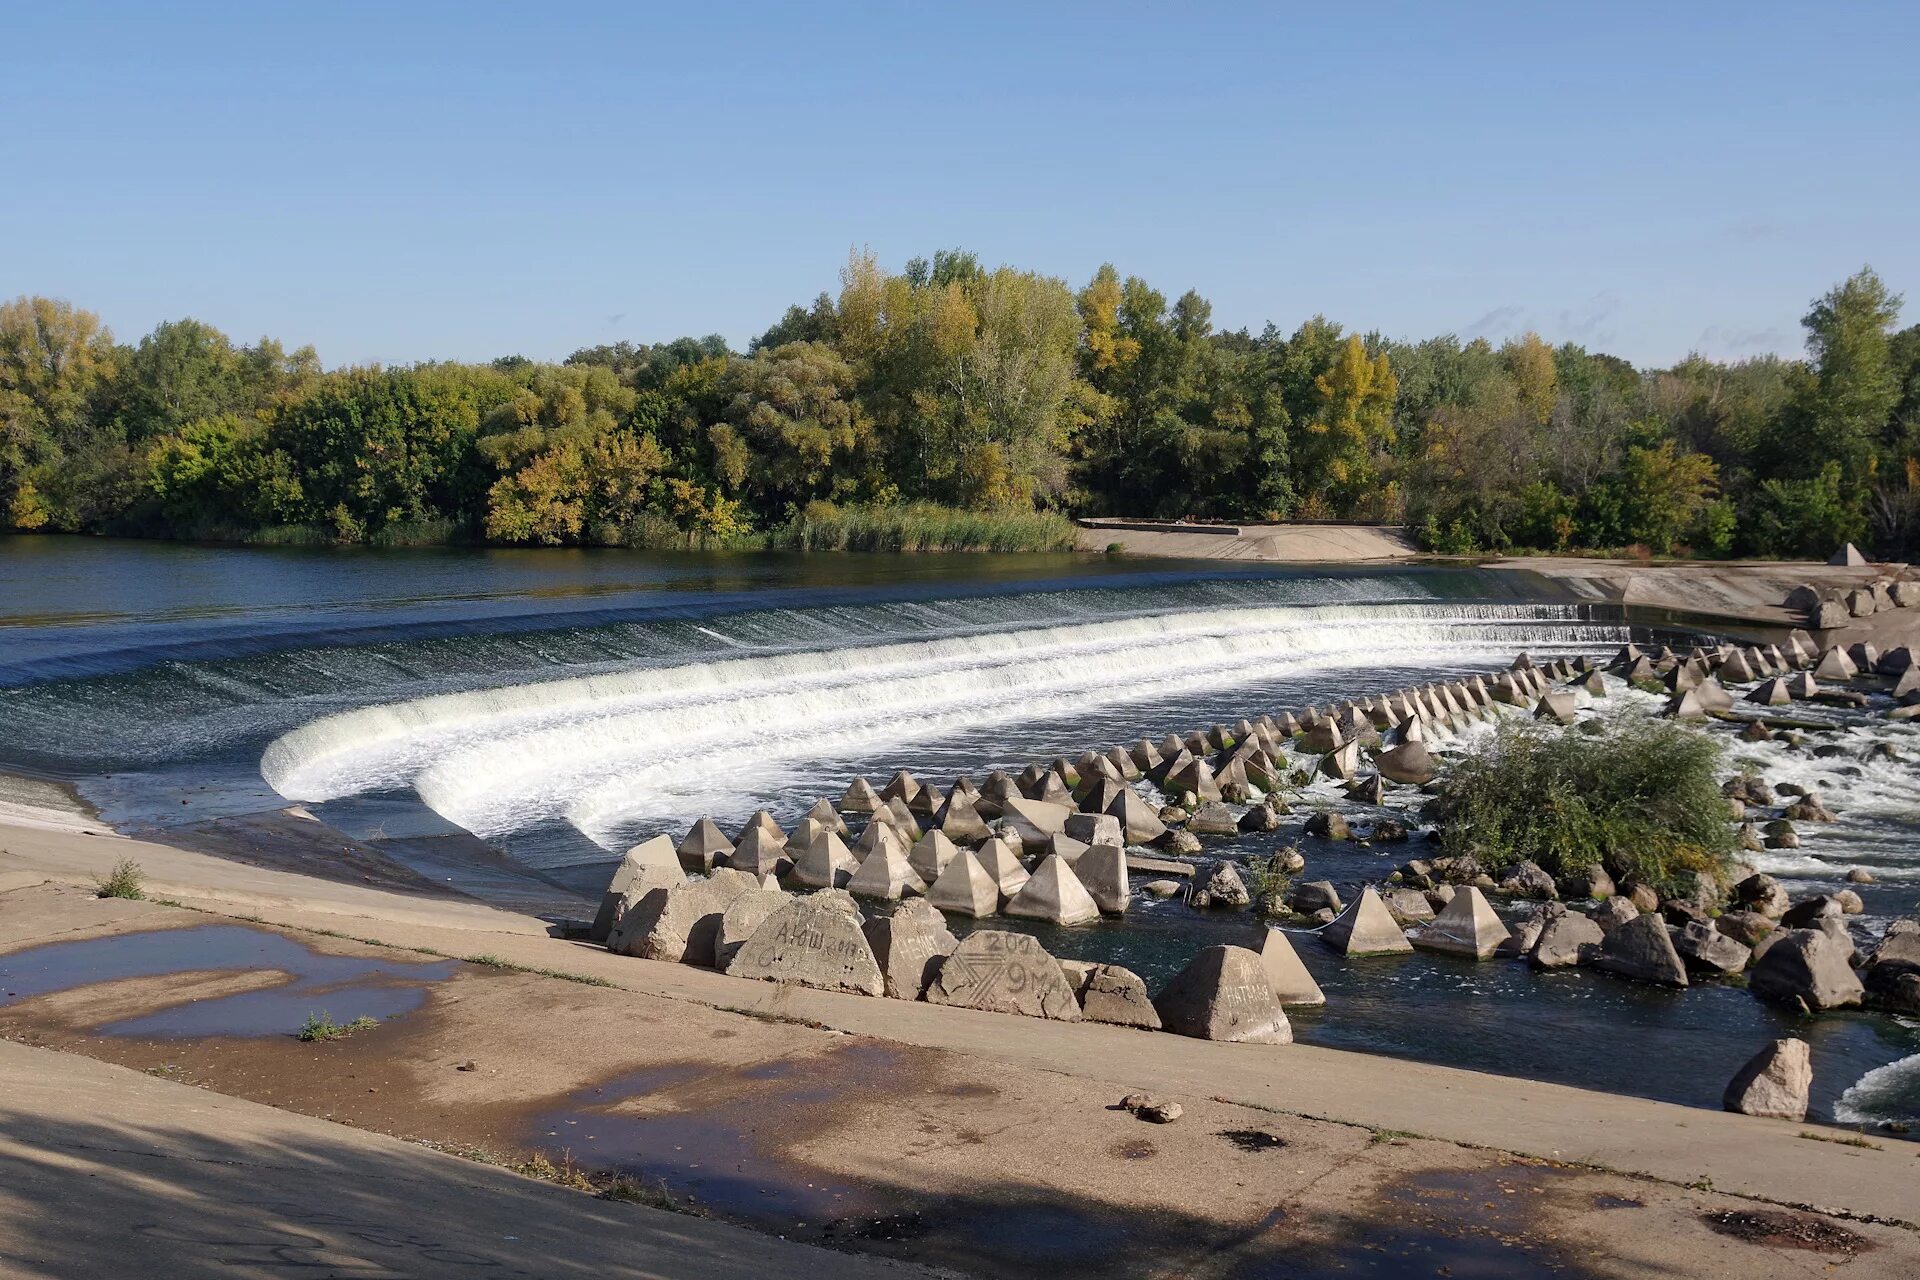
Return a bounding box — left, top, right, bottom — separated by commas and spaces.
1258, 927, 1326, 1006
1411, 885, 1509, 959
1829, 543, 1867, 566
880, 769, 921, 803
791, 830, 859, 889
783, 816, 827, 858
729, 825, 793, 878
675, 817, 734, 874
838, 776, 882, 814
1321, 886, 1413, 956
1153, 944, 1292, 1043
1005, 854, 1101, 925
1075, 843, 1130, 914
803, 796, 848, 835
926, 848, 1000, 918
975, 836, 1031, 899
852, 818, 908, 862
1105, 790, 1167, 845
591, 834, 684, 942
847, 838, 926, 900
735, 809, 784, 847
934, 792, 993, 845
909, 830, 960, 885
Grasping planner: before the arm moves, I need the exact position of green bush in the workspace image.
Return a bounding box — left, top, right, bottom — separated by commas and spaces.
94, 858, 145, 900
768, 501, 1079, 552
1425, 714, 1736, 894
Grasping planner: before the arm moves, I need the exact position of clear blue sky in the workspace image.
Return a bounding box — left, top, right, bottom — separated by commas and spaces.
5, 2, 1915, 369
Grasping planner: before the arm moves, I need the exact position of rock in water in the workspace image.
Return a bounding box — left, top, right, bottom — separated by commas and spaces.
1673, 919, 1751, 975
927, 930, 1081, 1020
1593, 913, 1689, 986
1187, 802, 1241, 836
862, 899, 958, 1000
1529, 909, 1602, 968
1258, 926, 1326, 1006
1412, 886, 1509, 960
1723, 1038, 1812, 1120
1005, 854, 1102, 925
725, 896, 884, 995
1748, 928, 1865, 1011
1154, 945, 1293, 1044
1075, 843, 1131, 915
1320, 886, 1413, 956
1078, 964, 1162, 1029
925, 848, 1001, 918
1189, 860, 1252, 910
592, 835, 684, 943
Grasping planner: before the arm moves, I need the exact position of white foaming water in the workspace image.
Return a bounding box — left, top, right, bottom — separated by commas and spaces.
1834, 1039, 1920, 1125
261, 600, 1621, 848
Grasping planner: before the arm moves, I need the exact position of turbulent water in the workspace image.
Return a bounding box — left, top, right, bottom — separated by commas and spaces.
3, 535, 1917, 1127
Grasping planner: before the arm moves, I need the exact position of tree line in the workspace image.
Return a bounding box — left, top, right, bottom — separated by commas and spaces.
2, 253, 1913, 557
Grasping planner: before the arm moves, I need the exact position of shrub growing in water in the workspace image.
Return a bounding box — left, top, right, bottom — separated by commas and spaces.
1425, 714, 1735, 895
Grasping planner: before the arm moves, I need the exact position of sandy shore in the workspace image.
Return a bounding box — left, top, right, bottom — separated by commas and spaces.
2, 808, 1916, 1276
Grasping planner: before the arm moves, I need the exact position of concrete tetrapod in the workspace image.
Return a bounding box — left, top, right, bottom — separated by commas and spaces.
908, 830, 959, 886
1154, 944, 1292, 1044
926, 929, 1082, 1020
1075, 843, 1131, 915
1411, 886, 1510, 960
934, 793, 993, 845
591, 835, 684, 942
724, 894, 884, 996
1320, 886, 1414, 956
1257, 926, 1327, 1006
925, 848, 1001, 918
1105, 789, 1168, 844
729, 825, 792, 879
1004, 854, 1101, 925
839, 776, 883, 814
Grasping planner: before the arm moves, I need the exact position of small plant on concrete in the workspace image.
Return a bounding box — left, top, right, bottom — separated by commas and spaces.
298, 1011, 379, 1042
1243, 854, 1294, 919
94, 858, 146, 900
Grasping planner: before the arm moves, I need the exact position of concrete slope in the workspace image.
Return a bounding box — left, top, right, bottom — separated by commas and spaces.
1075, 519, 1418, 562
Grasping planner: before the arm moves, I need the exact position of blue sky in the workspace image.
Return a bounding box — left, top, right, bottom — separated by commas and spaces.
4, 2, 1915, 368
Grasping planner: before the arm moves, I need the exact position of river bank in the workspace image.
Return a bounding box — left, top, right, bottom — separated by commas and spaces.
2, 829, 1916, 1277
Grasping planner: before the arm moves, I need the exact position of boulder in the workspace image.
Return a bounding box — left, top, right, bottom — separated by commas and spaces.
1732, 873, 1790, 919
725, 894, 884, 995
1257, 927, 1326, 1006
861, 899, 959, 1000
591, 835, 685, 943
1141, 878, 1183, 898
1812, 599, 1851, 630
1303, 811, 1351, 840
676, 818, 735, 873
846, 837, 926, 900
1288, 880, 1343, 916
1238, 804, 1283, 833
1593, 913, 1689, 986
1498, 860, 1558, 900
1075, 843, 1131, 915
1078, 964, 1162, 1030
1320, 886, 1413, 956
1189, 860, 1252, 910
712, 888, 792, 969
1529, 908, 1603, 968
1748, 929, 1864, 1011
1672, 919, 1751, 975
1105, 790, 1168, 844
1187, 802, 1242, 837
926, 930, 1081, 1020
615, 874, 753, 964
925, 848, 1001, 918
1845, 588, 1877, 618
1723, 1038, 1813, 1121
1005, 854, 1102, 925
1412, 886, 1509, 960
1153, 945, 1292, 1044
1715, 911, 1777, 948
1780, 895, 1842, 929
1381, 887, 1434, 924
1557, 865, 1615, 901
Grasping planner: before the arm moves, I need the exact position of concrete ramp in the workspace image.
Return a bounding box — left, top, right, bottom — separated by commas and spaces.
1076, 520, 1417, 563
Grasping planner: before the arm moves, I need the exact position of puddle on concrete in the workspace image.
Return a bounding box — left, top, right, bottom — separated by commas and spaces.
0, 924, 457, 1037
1701, 1209, 1870, 1255
1234, 1163, 1600, 1280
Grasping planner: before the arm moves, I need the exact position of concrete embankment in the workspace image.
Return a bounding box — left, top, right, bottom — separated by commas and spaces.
1075, 518, 1420, 562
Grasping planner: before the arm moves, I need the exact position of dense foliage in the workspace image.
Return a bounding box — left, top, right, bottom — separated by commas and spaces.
3, 256, 1914, 554
1426, 716, 1737, 895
